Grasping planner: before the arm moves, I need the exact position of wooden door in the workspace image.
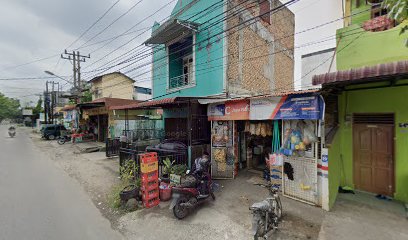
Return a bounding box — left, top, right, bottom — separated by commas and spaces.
353, 124, 394, 196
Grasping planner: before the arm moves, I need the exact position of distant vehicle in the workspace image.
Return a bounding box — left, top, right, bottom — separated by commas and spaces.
8, 126, 16, 138
41, 124, 66, 140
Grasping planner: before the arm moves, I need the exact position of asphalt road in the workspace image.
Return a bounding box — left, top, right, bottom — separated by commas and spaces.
0, 126, 123, 240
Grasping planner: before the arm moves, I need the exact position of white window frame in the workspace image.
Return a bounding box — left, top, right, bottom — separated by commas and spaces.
166, 34, 196, 93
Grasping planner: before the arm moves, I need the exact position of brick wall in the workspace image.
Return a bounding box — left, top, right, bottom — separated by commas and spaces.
226, 0, 294, 96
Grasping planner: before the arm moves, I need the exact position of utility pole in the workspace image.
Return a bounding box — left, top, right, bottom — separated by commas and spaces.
44, 81, 49, 124
61, 50, 90, 103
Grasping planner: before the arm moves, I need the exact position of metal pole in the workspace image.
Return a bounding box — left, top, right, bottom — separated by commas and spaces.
77, 51, 81, 94
45, 81, 49, 124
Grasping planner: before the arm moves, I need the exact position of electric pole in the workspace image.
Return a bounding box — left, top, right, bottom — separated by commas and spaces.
61, 50, 90, 103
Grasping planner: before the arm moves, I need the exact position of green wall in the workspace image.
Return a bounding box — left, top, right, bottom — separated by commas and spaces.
328, 131, 342, 208
336, 21, 408, 71
330, 83, 408, 203
350, 0, 371, 25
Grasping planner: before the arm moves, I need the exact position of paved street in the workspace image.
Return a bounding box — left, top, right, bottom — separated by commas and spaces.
0, 126, 123, 240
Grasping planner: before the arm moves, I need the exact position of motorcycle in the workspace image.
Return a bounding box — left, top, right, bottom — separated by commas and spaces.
170, 163, 215, 219
250, 183, 282, 240
57, 134, 71, 145
8, 126, 16, 138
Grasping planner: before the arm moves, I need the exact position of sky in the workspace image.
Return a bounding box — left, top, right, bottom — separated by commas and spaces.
0, 0, 343, 106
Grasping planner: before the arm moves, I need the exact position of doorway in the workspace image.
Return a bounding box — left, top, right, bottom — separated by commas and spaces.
352, 114, 394, 196
98, 114, 109, 142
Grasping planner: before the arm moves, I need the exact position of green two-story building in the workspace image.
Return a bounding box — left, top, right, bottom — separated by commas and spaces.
313, 0, 408, 208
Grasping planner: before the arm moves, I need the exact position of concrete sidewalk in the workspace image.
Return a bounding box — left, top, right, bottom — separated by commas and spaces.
318, 192, 408, 240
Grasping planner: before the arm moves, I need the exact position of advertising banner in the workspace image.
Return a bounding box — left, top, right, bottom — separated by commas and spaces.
208, 100, 249, 121
250, 97, 283, 120
274, 94, 324, 120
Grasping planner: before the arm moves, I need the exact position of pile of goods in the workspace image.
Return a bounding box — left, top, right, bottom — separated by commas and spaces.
213, 148, 227, 171
244, 122, 272, 137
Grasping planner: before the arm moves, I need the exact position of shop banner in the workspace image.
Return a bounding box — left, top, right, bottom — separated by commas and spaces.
274, 94, 324, 120
250, 97, 283, 120
208, 103, 225, 118
208, 100, 250, 121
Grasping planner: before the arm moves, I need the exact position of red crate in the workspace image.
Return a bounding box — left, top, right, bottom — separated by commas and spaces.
141, 171, 158, 184
144, 197, 160, 208
142, 189, 159, 201
139, 152, 158, 164
141, 179, 159, 192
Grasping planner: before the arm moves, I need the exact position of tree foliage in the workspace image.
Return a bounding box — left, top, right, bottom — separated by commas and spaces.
383, 0, 408, 21
0, 93, 22, 121
33, 97, 43, 115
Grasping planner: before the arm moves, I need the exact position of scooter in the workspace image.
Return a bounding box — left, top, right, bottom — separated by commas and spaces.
8, 126, 16, 138
250, 183, 282, 240
170, 167, 215, 219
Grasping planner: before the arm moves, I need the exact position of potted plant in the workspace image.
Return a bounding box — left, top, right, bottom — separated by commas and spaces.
119, 160, 141, 204
161, 158, 173, 183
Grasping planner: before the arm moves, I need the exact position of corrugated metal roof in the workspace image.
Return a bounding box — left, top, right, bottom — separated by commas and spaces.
144, 19, 199, 45
312, 61, 408, 85
111, 97, 178, 110
77, 98, 140, 110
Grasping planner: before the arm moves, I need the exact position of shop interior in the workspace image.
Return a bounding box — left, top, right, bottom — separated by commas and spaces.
236, 120, 282, 172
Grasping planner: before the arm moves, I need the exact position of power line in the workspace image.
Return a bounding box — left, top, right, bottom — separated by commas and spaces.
77, 0, 145, 49
80, 0, 257, 79
67, 0, 122, 50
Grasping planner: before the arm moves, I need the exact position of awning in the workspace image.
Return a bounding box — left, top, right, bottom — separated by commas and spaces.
111, 97, 184, 110
76, 102, 105, 110
312, 60, 408, 86
144, 19, 199, 45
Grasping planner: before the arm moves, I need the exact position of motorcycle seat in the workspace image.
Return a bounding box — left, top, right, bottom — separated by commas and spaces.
250, 200, 270, 211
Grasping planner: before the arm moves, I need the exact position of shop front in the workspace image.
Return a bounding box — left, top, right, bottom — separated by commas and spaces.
207, 92, 327, 208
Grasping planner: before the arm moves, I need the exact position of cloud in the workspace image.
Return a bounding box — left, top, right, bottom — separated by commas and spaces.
0, 0, 176, 102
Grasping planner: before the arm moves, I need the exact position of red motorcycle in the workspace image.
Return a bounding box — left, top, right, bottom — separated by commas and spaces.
170, 163, 215, 219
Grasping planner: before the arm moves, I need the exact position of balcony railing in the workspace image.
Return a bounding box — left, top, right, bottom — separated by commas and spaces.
168, 74, 193, 90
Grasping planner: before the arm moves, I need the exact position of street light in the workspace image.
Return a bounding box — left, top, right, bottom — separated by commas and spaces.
44, 70, 72, 84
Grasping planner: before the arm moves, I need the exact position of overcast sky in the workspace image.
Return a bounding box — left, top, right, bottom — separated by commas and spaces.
0, 0, 342, 105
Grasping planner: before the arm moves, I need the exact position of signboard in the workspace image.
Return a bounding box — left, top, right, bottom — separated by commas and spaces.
274, 94, 324, 120
250, 97, 282, 120
208, 94, 324, 121
22, 109, 33, 116
208, 100, 249, 121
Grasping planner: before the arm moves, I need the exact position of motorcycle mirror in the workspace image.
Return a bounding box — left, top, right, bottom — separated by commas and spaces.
186, 170, 190, 174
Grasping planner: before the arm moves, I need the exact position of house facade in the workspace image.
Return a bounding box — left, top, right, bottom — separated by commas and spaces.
89, 72, 135, 100
149, 0, 294, 100
312, 0, 408, 208
144, 0, 295, 165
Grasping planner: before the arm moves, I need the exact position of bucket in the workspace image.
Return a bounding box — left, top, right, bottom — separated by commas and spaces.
159, 182, 172, 201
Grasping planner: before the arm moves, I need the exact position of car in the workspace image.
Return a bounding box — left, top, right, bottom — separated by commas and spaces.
41, 124, 66, 140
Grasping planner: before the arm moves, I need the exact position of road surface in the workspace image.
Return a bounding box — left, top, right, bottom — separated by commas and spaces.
0, 126, 123, 240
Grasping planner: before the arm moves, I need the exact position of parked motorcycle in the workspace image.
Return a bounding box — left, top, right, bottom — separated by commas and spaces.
8, 126, 16, 138
170, 160, 215, 219
57, 134, 71, 145
250, 183, 282, 240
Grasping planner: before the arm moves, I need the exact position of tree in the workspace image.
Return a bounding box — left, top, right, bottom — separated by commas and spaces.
33, 97, 43, 115
0, 92, 22, 122
80, 90, 92, 103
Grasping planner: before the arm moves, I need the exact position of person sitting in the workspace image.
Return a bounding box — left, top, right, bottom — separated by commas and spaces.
192, 152, 210, 195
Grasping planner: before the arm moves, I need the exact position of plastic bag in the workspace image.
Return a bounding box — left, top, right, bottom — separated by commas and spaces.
303, 122, 318, 145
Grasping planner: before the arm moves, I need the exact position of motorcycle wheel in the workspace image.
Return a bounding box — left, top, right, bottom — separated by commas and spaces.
57, 138, 65, 145
254, 218, 266, 240
274, 197, 283, 220
48, 134, 55, 140
173, 196, 189, 219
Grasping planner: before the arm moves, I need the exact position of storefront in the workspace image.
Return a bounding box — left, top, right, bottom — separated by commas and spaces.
207, 92, 327, 207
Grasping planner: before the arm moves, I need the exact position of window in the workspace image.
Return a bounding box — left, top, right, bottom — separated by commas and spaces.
260, 0, 271, 24
167, 35, 195, 91
182, 55, 193, 86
